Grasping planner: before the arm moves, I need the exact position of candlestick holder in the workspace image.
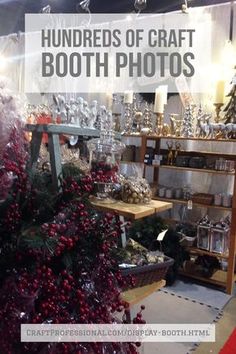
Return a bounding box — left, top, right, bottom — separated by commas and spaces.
122, 103, 133, 134
214, 103, 224, 123
155, 112, 164, 136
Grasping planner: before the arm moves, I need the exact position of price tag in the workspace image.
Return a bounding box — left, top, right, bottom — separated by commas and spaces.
157, 229, 168, 241
187, 200, 193, 210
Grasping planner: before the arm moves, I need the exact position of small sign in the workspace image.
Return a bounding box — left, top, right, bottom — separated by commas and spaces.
187, 200, 193, 210
157, 229, 168, 241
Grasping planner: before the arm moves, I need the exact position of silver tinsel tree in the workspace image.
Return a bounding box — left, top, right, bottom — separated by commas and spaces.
181, 105, 194, 137
224, 69, 236, 124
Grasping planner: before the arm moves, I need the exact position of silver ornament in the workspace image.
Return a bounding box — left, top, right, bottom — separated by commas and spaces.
134, 0, 147, 11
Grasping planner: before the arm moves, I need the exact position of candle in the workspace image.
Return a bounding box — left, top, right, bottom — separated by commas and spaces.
124, 90, 133, 104
106, 93, 113, 110
214, 80, 225, 104
159, 85, 168, 104
154, 86, 168, 113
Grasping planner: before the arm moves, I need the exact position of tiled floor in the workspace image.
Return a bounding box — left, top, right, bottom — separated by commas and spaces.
163, 279, 233, 309
195, 297, 236, 354
136, 280, 236, 354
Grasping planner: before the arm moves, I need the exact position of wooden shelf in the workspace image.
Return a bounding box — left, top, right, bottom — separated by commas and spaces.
158, 136, 236, 143
160, 149, 236, 159
186, 247, 229, 259
25, 123, 123, 139
152, 165, 235, 175
153, 197, 232, 211
124, 129, 236, 294
90, 198, 173, 220
122, 134, 236, 143
121, 280, 166, 306
179, 269, 228, 287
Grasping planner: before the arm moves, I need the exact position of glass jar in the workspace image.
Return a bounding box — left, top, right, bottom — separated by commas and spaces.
87, 130, 126, 201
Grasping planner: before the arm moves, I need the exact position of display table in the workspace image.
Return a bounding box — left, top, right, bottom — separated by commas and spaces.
121, 280, 166, 323
25, 123, 121, 190
90, 199, 173, 220
91, 198, 172, 247
91, 199, 171, 321
121, 280, 166, 305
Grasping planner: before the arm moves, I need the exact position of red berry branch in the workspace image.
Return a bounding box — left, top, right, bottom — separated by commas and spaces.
0, 124, 144, 354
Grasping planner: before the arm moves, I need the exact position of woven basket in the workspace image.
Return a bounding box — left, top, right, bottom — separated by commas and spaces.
121, 256, 174, 290
192, 193, 214, 205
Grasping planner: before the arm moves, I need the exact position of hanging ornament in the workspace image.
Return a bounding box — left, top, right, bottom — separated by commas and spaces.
39, 5, 51, 13
80, 0, 90, 11
134, 0, 147, 12
76, 0, 91, 13
76, 0, 91, 26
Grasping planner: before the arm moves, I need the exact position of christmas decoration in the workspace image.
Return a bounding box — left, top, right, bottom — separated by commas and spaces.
141, 102, 153, 133
0, 109, 142, 353
224, 69, 236, 124
0, 77, 25, 159
169, 114, 181, 137
195, 109, 210, 138
181, 104, 195, 137
122, 102, 133, 134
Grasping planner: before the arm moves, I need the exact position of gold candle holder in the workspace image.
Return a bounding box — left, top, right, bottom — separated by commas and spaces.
214, 103, 224, 123
155, 112, 164, 136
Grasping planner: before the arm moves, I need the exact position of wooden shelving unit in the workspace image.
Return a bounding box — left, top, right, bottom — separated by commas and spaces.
158, 165, 235, 175
123, 134, 236, 143
178, 269, 229, 288
128, 163, 235, 175
153, 196, 232, 211
185, 247, 229, 259
122, 134, 236, 294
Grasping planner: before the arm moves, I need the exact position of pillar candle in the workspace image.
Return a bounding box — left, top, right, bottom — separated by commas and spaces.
159, 85, 168, 104
214, 80, 225, 104
124, 90, 133, 104
154, 87, 167, 113
106, 93, 113, 110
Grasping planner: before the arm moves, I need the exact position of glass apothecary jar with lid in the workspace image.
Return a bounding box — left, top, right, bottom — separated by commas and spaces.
87, 130, 126, 201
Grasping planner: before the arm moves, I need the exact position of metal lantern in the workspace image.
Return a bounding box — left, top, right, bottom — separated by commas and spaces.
210, 227, 230, 255
197, 225, 211, 250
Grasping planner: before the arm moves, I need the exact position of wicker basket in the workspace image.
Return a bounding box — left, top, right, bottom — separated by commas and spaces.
192, 193, 214, 205
121, 256, 174, 290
